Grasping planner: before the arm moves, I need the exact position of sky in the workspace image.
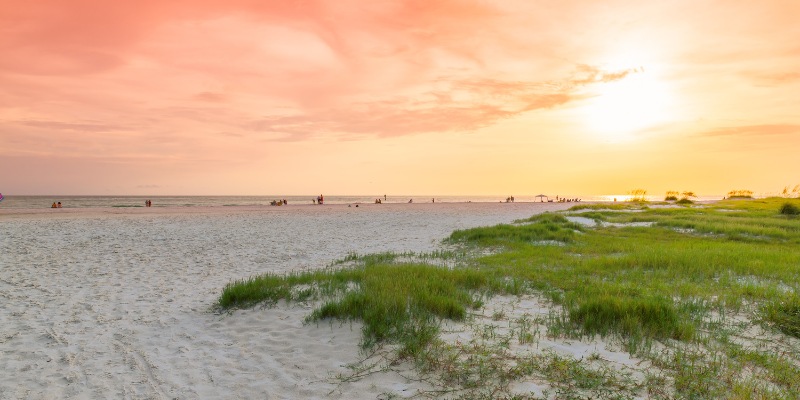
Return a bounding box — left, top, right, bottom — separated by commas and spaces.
1, 0, 798, 197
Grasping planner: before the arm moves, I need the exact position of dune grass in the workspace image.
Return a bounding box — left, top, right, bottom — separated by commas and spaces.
219, 198, 800, 398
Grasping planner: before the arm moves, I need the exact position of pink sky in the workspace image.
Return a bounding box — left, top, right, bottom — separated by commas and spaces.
1, 1, 799, 196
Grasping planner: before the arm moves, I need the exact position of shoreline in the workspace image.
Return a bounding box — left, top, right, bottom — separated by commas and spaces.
0, 201, 582, 219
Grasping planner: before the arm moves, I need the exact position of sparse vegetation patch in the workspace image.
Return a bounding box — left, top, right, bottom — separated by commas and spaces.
220, 198, 800, 398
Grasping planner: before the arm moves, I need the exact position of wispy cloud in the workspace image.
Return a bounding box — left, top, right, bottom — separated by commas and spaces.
243, 65, 635, 140
17, 120, 132, 132
698, 124, 800, 137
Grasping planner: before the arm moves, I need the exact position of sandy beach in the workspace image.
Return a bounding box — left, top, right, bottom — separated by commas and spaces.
1, 202, 582, 399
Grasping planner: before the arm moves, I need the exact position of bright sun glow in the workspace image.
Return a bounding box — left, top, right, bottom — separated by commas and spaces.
580, 67, 675, 142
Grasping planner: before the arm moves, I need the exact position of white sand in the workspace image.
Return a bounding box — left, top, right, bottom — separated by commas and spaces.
0, 202, 603, 399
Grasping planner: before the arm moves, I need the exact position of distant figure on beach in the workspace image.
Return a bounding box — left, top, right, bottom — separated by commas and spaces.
384, 194, 387, 201
145, 200, 152, 207
511, 196, 514, 202
317, 194, 324, 205
283, 199, 287, 205
57, 202, 62, 208
432, 198, 434, 203
51, 202, 57, 208
312, 198, 316, 204
408, 199, 413, 203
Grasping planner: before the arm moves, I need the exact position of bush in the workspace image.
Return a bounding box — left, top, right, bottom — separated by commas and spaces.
779, 202, 800, 215
676, 198, 694, 205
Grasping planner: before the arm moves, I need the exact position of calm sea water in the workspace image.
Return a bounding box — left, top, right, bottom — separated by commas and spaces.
0, 194, 727, 209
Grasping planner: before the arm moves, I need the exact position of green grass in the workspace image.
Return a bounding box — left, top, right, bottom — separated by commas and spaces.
219, 197, 800, 398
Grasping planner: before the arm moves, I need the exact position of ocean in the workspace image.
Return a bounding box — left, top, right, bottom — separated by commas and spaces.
0, 194, 727, 209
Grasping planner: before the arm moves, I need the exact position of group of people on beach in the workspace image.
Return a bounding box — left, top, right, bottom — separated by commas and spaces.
373, 195, 391, 204
145, 200, 152, 207
504, 196, 515, 203
313, 194, 324, 204
270, 199, 288, 206
556, 196, 581, 202
50, 201, 62, 208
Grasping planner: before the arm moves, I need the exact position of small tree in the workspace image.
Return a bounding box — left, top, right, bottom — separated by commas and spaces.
677, 191, 696, 204
665, 191, 679, 201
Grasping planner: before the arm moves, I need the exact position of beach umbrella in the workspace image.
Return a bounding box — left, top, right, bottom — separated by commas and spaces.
535, 194, 548, 202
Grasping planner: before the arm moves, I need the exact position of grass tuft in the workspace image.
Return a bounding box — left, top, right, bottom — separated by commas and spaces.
222, 262, 494, 354
568, 295, 694, 341
447, 212, 582, 248
762, 295, 800, 338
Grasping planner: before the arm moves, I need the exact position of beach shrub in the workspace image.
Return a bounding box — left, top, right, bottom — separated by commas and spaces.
665, 191, 679, 201
676, 198, 694, 205
779, 202, 800, 216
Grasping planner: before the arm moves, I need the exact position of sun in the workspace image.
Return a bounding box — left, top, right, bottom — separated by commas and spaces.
579, 67, 675, 141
